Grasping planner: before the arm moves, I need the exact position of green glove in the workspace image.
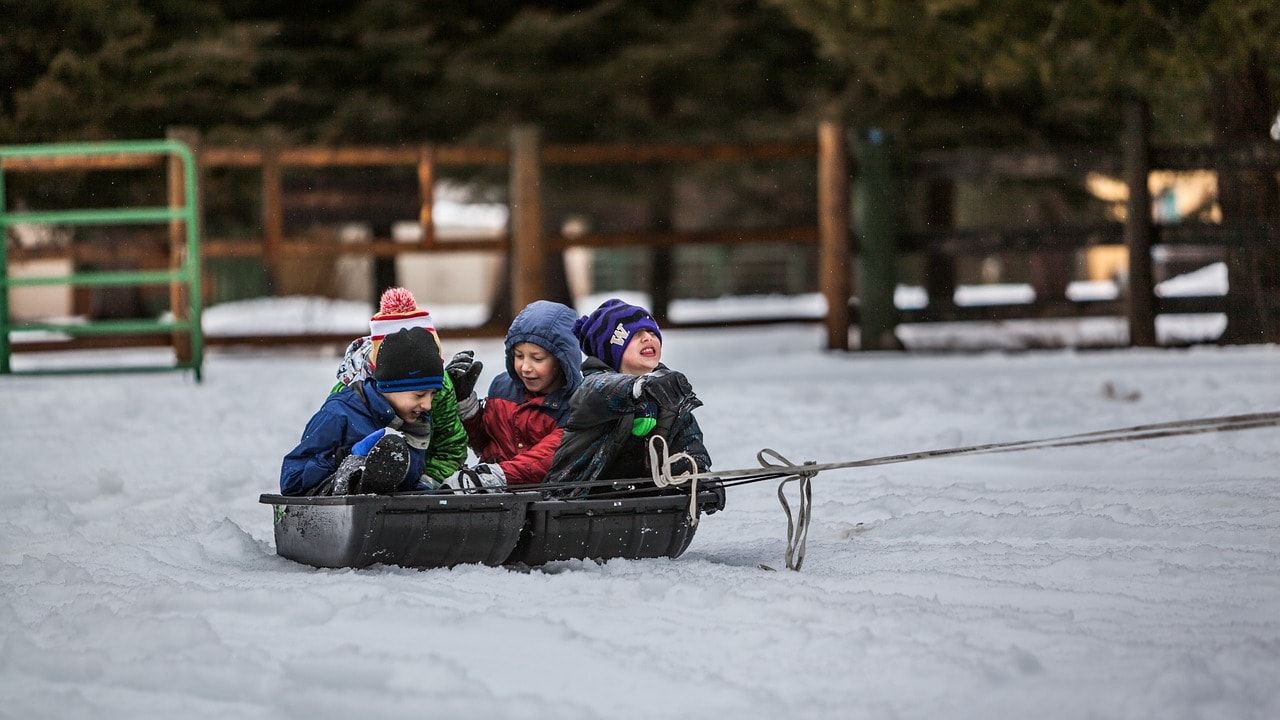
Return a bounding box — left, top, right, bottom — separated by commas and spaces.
631, 416, 657, 436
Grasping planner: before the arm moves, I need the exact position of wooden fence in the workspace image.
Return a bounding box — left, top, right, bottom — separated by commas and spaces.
871, 101, 1280, 348
6, 127, 829, 352
6, 110, 1279, 354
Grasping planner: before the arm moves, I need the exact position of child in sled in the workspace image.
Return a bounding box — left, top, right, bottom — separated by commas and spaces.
281, 326, 445, 496
332, 287, 467, 489
544, 299, 722, 511
445, 300, 584, 491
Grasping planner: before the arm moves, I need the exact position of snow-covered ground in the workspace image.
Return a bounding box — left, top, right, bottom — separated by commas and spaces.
2, 320, 1278, 719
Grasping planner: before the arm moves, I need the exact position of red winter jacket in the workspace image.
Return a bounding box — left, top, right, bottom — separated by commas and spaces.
465, 393, 567, 485
462, 300, 583, 485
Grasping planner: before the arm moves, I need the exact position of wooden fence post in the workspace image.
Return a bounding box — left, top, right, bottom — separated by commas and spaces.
509, 126, 546, 318
1028, 195, 1074, 305
818, 121, 851, 351
923, 179, 956, 315
648, 168, 675, 325
1123, 98, 1157, 347
1212, 61, 1280, 344
855, 129, 900, 350
418, 144, 436, 246
166, 126, 200, 363
261, 143, 284, 294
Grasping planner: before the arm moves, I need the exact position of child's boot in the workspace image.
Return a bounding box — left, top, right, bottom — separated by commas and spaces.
360, 433, 411, 494
329, 453, 366, 495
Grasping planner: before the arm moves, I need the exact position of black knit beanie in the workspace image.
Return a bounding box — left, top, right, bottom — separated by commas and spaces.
373, 327, 445, 392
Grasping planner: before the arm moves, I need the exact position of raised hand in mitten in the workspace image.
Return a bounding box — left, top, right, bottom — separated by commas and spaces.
639, 370, 701, 413
447, 350, 484, 420
446, 350, 483, 398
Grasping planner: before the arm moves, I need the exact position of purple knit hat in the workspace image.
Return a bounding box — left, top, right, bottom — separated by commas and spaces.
572, 298, 662, 371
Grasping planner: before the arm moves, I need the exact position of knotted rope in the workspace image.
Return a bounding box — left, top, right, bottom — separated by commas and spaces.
453, 410, 1280, 572
757, 449, 818, 571
646, 435, 702, 527
645, 440, 819, 570
639, 410, 1280, 571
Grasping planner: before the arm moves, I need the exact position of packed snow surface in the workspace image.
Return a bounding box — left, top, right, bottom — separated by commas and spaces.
2, 324, 1279, 719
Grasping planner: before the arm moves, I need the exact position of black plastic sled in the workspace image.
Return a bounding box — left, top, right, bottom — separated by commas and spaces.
260, 489, 722, 570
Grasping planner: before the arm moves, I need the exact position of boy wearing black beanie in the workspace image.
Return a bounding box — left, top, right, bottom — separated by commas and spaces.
281, 327, 445, 495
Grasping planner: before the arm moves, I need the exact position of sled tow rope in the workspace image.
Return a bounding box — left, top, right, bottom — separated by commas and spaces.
466, 411, 1280, 571
643, 410, 1280, 571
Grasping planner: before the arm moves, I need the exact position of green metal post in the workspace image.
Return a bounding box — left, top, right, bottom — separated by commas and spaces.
0, 164, 9, 374
855, 130, 900, 351
181, 141, 204, 381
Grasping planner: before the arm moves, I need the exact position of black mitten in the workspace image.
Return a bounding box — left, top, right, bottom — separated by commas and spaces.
641, 370, 701, 413
668, 455, 697, 477
701, 481, 726, 515
446, 350, 483, 398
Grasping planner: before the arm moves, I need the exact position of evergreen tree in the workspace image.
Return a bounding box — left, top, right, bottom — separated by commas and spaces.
1, 0, 832, 144
765, 0, 1279, 145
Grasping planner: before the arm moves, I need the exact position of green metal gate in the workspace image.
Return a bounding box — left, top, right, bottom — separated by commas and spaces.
0, 139, 203, 381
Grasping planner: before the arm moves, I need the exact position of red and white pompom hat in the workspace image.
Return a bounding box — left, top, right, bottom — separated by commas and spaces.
368, 287, 441, 368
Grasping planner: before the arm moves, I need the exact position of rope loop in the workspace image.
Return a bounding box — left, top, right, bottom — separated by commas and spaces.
647, 435, 701, 527
756, 448, 817, 478
629, 412, 1277, 572
757, 448, 817, 571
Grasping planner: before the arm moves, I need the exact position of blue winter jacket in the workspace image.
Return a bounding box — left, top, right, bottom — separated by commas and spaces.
280, 380, 428, 496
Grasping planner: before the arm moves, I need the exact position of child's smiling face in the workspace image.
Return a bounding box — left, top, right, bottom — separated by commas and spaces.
384, 389, 435, 423
619, 330, 661, 376
512, 342, 564, 395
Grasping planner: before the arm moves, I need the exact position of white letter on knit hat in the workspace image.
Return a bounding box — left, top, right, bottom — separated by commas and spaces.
610, 323, 629, 346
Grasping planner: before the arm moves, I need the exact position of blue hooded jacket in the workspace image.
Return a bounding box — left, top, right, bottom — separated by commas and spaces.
280, 381, 428, 496
485, 300, 584, 422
